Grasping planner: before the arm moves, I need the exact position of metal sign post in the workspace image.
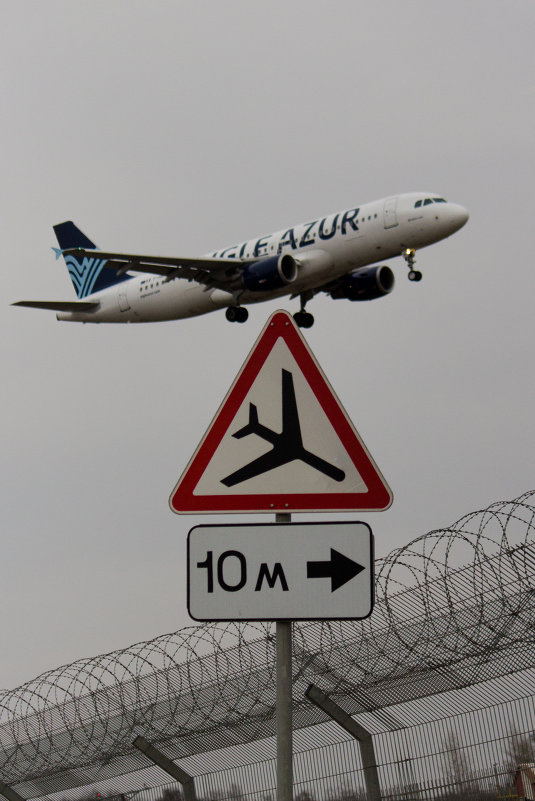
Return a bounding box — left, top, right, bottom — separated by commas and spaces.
173, 311, 390, 801
275, 512, 292, 801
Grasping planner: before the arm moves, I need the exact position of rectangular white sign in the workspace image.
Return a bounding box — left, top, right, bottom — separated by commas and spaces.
187, 522, 374, 621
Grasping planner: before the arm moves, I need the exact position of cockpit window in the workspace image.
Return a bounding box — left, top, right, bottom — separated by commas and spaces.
415, 197, 447, 208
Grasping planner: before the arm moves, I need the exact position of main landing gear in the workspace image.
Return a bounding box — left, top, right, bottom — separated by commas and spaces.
402, 248, 422, 282
293, 293, 314, 328
293, 311, 314, 328
225, 305, 248, 323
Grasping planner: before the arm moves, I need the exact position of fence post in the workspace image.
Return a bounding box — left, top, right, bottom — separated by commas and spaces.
0, 782, 25, 801
133, 735, 197, 801
305, 684, 381, 801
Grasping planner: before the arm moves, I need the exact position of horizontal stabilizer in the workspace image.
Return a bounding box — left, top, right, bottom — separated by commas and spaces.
12, 300, 99, 312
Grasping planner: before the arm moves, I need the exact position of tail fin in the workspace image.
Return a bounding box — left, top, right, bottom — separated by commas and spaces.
53, 221, 130, 299
232, 404, 260, 439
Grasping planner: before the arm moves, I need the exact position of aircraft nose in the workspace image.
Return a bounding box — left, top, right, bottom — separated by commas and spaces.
450, 203, 469, 230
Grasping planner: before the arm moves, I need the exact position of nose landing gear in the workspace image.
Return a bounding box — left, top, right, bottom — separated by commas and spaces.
402, 248, 422, 282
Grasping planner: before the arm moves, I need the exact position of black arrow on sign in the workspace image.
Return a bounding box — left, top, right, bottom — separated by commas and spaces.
307, 548, 365, 592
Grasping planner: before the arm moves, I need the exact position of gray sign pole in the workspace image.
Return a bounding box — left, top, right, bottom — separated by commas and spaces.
276, 512, 293, 801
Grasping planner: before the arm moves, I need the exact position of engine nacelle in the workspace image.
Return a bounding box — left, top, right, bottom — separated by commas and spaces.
243, 254, 298, 292
333, 265, 395, 301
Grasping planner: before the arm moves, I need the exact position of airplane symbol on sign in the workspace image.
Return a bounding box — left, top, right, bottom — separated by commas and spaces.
221, 369, 346, 487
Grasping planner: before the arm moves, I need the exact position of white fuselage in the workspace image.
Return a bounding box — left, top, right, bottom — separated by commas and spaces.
57, 193, 469, 323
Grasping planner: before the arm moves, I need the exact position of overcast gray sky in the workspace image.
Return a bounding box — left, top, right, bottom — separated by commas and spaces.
2, 0, 534, 691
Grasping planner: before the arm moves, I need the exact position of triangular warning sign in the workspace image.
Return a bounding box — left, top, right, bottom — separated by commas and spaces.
170, 310, 392, 514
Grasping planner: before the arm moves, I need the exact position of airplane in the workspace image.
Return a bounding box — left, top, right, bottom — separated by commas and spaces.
13, 192, 469, 328
222, 369, 345, 487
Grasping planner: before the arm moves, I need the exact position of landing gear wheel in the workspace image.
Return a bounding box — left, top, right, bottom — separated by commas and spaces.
226, 306, 248, 323
403, 248, 422, 281
293, 311, 314, 329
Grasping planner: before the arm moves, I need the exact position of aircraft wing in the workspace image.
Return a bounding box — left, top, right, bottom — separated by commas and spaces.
62, 248, 255, 290
12, 300, 99, 312
221, 448, 289, 487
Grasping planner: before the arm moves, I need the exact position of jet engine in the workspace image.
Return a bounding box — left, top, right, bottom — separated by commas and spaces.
332, 265, 395, 301
243, 254, 298, 292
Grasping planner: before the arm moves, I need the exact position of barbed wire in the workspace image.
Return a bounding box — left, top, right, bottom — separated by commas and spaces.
1, 491, 534, 795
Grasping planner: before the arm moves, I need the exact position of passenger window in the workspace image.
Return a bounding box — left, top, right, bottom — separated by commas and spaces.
414, 200, 422, 208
